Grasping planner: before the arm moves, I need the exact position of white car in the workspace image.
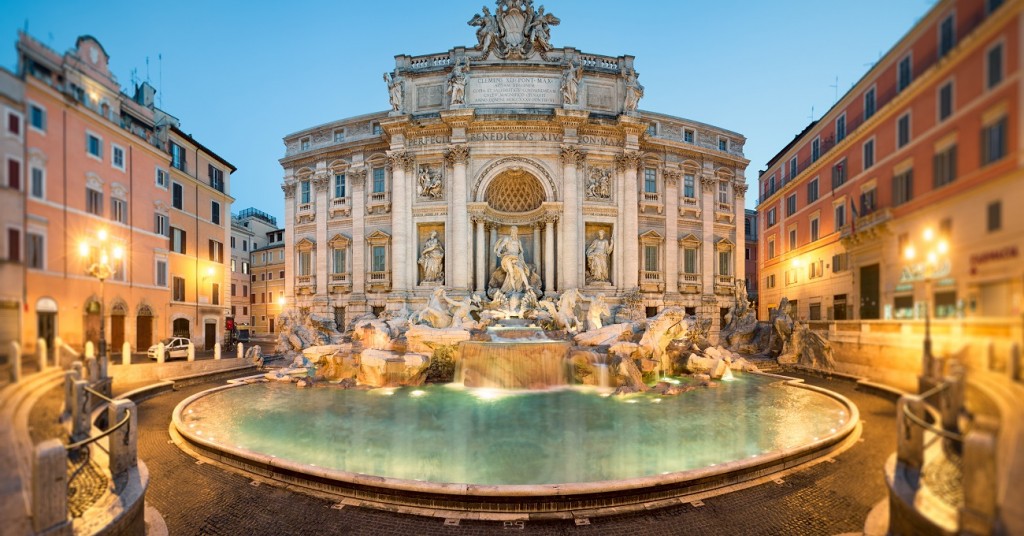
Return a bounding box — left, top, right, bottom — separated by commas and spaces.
147, 337, 191, 360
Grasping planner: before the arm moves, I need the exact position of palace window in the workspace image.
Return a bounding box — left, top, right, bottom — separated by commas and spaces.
938, 82, 953, 121
209, 165, 225, 192
644, 245, 659, 272
172, 277, 185, 301
788, 227, 797, 251
718, 250, 731, 276
372, 246, 386, 272
211, 200, 221, 224
863, 139, 875, 168
987, 201, 1002, 232
300, 137, 310, 151
835, 114, 846, 142
683, 129, 694, 143
898, 55, 912, 92
860, 186, 876, 214
111, 198, 127, 224
683, 247, 698, 274
334, 174, 346, 198
807, 177, 819, 202
86, 187, 103, 215
718, 182, 729, 204
987, 43, 1004, 89
811, 137, 820, 162
372, 167, 386, 194
644, 168, 657, 193
982, 116, 1007, 165
170, 227, 186, 254
831, 159, 846, 188
786, 194, 797, 216
298, 251, 312, 276
86, 133, 102, 159
864, 87, 876, 120
897, 112, 911, 148
766, 207, 777, 228
170, 142, 186, 171
767, 237, 776, 259
300, 180, 311, 204
172, 182, 183, 209
683, 174, 695, 198
156, 167, 169, 189
30, 166, 44, 199
155, 214, 168, 236
810, 216, 820, 242
29, 103, 46, 132
939, 14, 956, 57
209, 240, 224, 263
834, 203, 846, 230
789, 157, 797, 179
934, 144, 957, 188
718, 137, 728, 151
333, 248, 346, 273
112, 145, 125, 171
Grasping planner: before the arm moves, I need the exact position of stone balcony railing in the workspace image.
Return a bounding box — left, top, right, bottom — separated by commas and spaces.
679, 196, 701, 218
840, 207, 892, 240
329, 197, 350, 216
328, 272, 351, 293
367, 270, 391, 291
296, 202, 315, 224
715, 201, 734, 222
715, 275, 734, 294
296, 275, 315, 295
640, 270, 665, 292
678, 273, 701, 293
367, 191, 391, 214
639, 191, 663, 214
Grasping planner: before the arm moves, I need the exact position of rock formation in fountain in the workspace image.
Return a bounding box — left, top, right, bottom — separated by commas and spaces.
276, 308, 341, 355
770, 297, 835, 369
718, 281, 769, 355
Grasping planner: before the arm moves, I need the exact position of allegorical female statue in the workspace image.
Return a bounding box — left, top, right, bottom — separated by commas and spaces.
585, 230, 613, 283
418, 231, 445, 283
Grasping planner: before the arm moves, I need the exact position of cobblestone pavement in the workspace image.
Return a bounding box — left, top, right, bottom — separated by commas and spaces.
137, 373, 896, 535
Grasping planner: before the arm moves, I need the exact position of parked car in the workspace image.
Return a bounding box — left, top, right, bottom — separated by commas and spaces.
147, 337, 191, 360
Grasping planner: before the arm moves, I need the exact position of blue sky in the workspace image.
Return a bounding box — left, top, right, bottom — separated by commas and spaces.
1, 0, 932, 222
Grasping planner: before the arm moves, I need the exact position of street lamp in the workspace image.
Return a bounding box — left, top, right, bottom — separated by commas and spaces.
903, 227, 950, 385
79, 229, 124, 366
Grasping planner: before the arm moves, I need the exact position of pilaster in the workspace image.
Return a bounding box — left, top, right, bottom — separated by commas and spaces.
446, 145, 471, 290
387, 151, 414, 292
700, 173, 717, 295
350, 169, 367, 295
617, 151, 643, 289
734, 181, 748, 287
313, 167, 330, 297
664, 170, 680, 295
560, 145, 585, 289
282, 178, 296, 302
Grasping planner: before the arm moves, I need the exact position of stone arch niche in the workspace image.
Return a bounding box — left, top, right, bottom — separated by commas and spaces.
485, 169, 546, 213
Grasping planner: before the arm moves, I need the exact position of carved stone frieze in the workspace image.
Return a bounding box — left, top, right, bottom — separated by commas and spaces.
444, 145, 471, 165
585, 167, 612, 200
416, 164, 445, 200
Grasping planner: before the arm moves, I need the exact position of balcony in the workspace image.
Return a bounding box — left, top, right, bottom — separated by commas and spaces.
715, 275, 734, 295
679, 196, 701, 219
678, 273, 701, 294
329, 197, 351, 217
296, 202, 315, 224
715, 201, 735, 223
367, 191, 391, 215
840, 206, 891, 242
367, 270, 392, 292
296, 274, 316, 295
328, 272, 351, 293
639, 191, 663, 214
639, 270, 665, 293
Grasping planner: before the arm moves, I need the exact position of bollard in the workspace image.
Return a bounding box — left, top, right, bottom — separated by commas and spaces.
71, 380, 91, 440
84, 341, 95, 360
32, 439, 68, 534
156, 342, 165, 364
237, 342, 243, 360
85, 357, 98, 383
107, 399, 138, 477
187, 341, 195, 362
214, 342, 221, 360
63, 368, 81, 419
122, 341, 131, 366
10, 341, 20, 382
37, 338, 47, 371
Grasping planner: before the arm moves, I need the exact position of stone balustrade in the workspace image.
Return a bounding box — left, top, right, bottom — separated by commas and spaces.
640, 270, 664, 292
329, 196, 350, 216
639, 191, 663, 213
367, 271, 392, 291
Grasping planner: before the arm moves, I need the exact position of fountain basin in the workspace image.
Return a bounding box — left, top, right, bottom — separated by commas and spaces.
172, 372, 859, 517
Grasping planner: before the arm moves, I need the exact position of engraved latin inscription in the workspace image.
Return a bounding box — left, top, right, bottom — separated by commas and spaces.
587, 85, 614, 110
469, 76, 561, 105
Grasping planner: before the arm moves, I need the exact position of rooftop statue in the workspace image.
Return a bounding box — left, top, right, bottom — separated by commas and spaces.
469, 0, 559, 60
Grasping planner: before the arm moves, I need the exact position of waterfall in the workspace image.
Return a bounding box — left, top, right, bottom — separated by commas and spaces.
457, 340, 571, 389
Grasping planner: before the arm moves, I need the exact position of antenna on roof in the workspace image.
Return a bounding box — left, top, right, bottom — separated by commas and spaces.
130, 68, 138, 88
829, 76, 839, 104
145, 56, 150, 83
808, 105, 815, 123
158, 53, 163, 108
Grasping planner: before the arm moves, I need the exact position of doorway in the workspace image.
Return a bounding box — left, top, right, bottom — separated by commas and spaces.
204, 322, 216, 350
136, 314, 152, 349
859, 264, 880, 319
111, 314, 125, 349
269, 318, 275, 333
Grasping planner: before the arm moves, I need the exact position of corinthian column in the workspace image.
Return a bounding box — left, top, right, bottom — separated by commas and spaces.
544, 215, 556, 294
446, 145, 471, 291
313, 170, 330, 296
560, 145, 585, 290
350, 169, 367, 295
734, 181, 748, 286
474, 216, 486, 293
617, 151, 643, 289
700, 173, 717, 295
387, 151, 413, 292
282, 180, 296, 302
664, 171, 680, 296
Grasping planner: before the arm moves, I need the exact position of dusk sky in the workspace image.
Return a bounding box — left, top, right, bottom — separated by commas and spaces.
1, 0, 930, 222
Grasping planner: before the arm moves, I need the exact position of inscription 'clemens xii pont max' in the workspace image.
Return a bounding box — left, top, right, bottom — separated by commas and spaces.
469, 76, 561, 105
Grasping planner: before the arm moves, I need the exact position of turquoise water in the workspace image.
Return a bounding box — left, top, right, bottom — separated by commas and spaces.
180, 374, 848, 485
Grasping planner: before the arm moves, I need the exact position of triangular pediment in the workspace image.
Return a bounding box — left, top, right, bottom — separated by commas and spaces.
679, 233, 701, 247
716, 237, 735, 251
639, 230, 664, 242
295, 237, 316, 251
328, 233, 351, 247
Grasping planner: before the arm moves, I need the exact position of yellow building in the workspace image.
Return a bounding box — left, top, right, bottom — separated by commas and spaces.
250, 231, 285, 335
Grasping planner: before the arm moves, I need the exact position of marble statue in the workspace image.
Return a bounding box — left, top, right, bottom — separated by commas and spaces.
444, 293, 481, 329
585, 295, 610, 331
535, 289, 582, 333
527, 5, 559, 53
468, 6, 500, 53
493, 226, 532, 294
383, 72, 403, 113
448, 58, 469, 105
585, 230, 613, 283
418, 231, 445, 284
412, 287, 453, 329
623, 68, 644, 112
561, 60, 583, 105
418, 166, 443, 199
586, 168, 611, 200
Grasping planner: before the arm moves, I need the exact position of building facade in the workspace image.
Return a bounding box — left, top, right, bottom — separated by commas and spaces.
16, 33, 235, 354
280, 2, 748, 337
744, 208, 758, 315
250, 230, 285, 335
757, 0, 1022, 322
1, 68, 25, 361
229, 207, 278, 328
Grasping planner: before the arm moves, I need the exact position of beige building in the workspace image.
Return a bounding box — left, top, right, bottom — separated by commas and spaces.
0, 67, 24, 362
250, 230, 285, 335
230, 207, 278, 327
280, 1, 748, 337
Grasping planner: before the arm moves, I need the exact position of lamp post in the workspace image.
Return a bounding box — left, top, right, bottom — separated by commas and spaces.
903, 227, 949, 387
79, 229, 123, 368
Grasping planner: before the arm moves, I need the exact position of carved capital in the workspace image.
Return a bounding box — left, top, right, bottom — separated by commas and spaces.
348, 169, 367, 185
663, 170, 681, 186
700, 174, 718, 189
312, 172, 331, 192
734, 182, 748, 197
387, 150, 415, 172
282, 183, 297, 199
444, 145, 471, 166
559, 145, 586, 166
614, 151, 643, 172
